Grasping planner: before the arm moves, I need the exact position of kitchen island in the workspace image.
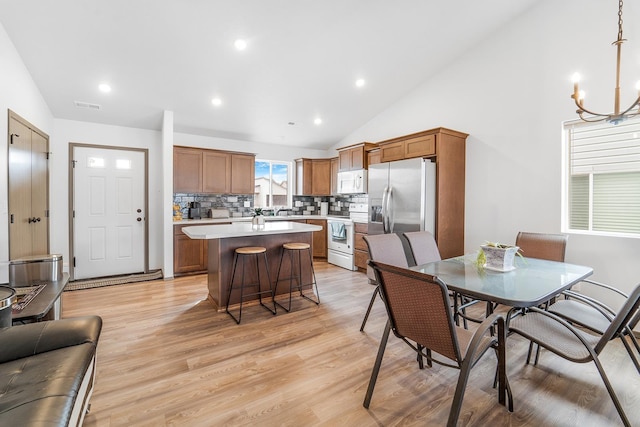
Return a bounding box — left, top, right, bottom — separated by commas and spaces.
182, 221, 322, 311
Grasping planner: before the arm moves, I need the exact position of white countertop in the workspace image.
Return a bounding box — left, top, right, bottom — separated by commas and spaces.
182, 221, 323, 239
173, 215, 349, 226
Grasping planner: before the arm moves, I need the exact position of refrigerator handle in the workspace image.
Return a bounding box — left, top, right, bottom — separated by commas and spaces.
387, 186, 394, 233
381, 186, 389, 233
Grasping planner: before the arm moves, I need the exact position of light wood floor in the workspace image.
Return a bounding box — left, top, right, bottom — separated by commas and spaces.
62, 262, 640, 426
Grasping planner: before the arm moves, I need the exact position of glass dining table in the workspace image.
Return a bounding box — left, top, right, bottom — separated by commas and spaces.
410, 254, 593, 309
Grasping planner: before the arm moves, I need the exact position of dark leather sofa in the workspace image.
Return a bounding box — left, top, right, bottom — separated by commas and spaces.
0, 316, 102, 426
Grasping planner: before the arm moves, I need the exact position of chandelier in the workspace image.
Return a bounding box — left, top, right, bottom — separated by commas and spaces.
571, 0, 640, 125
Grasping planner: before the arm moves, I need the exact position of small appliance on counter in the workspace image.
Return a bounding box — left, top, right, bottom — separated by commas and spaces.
188, 202, 202, 219
210, 209, 230, 219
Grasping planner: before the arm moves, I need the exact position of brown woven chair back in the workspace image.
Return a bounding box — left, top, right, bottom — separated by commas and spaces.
596, 283, 640, 355
515, 231, 568, 262
402, 231, 441, 266
371, 260, 461, 363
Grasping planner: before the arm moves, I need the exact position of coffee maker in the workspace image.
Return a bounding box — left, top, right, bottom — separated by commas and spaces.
188, 202, 202, 219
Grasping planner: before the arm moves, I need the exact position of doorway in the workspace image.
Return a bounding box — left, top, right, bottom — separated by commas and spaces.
8, 111, 49, 260
70, 144, 148, 280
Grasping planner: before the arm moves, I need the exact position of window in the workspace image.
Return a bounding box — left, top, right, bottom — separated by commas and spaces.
564, 118, 640, 236
254, 160, 291, 209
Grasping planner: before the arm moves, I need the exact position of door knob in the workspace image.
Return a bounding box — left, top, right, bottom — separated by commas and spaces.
137, 217, 142, 222
137, 209, 142, 213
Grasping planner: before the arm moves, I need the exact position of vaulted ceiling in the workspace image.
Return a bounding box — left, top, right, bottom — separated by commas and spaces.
0, 0, 537, 149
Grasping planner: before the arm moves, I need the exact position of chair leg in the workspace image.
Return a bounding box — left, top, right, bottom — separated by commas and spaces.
298, 247, 319, 305
225, 252, 242, 324
621, 332, 640, 374
363, 319, 391, 409
360, 285, 380, 332
259, 251, 276, 315
591, 355, 632, 427
274, 248, 292, 312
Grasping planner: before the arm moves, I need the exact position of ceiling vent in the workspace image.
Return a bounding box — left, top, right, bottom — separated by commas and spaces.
74, 101, 101, 110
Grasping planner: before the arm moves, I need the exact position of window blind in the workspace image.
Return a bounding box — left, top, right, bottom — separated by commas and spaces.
566, 118, 640, 235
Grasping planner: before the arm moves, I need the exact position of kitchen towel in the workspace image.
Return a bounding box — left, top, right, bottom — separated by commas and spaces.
331, 222, 346, 240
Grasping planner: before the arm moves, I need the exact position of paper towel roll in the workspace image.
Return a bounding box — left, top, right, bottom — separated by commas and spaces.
320, 202, 328, 216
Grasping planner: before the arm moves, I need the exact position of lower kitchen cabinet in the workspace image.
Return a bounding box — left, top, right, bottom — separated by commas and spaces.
354, 222, 368, 270
307, 219, 327, 258
174, 225, 207, 275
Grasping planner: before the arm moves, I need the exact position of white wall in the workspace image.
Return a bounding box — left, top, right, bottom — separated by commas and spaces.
51, 119, 164, 273
0, 23, 53, 281
335, 0, 640, 306
174, 132, 330, 161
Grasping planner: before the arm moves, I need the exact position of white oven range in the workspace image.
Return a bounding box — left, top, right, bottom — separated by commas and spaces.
327, 217, 356, 270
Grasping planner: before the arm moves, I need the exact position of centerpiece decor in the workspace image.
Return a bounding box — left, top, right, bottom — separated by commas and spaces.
252, 207, 265, 226
477, 242, 521, 272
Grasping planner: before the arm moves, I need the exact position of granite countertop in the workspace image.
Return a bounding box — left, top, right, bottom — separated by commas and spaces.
182, 221, 323, 239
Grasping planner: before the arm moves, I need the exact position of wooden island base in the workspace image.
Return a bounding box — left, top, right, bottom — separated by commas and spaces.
182, 222, 321, 311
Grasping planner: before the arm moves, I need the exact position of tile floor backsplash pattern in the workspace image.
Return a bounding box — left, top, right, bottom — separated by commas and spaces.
173, 194, 367, 218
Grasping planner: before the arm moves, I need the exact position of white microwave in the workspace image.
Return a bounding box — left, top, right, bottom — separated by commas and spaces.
337, 170, 367, 194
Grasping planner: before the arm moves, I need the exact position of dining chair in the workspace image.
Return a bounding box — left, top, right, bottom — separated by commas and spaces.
364, 261, 513, 426
402, 230, 472, 327
545, 279, 640, 372
515, 231, 568, 262
508, 283, 640, 427
402, 230, 441, 266
360, 234, 408, 332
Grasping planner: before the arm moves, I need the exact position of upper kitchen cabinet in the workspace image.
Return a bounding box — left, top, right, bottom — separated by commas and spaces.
377, 128, 466, 163
174, 147, 203, 193
295, 158, 331, 196
202, 150, 231, 193
330, 157, 339, 195
230, 153, 255, 194
337, 142, 377, 171
367, 148, 381, 166
174, 146, 255, 194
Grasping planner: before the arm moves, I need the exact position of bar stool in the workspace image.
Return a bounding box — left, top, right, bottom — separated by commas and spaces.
225, 246, 276, 324
274, 242, 319, 312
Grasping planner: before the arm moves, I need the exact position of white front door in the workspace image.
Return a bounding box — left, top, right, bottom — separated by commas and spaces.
72, 146, 146, 280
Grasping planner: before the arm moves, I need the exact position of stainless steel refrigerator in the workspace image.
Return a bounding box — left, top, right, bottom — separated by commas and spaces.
368, 158, 436, 263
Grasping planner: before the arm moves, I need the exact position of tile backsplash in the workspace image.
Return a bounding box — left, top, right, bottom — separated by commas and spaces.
173, 193, 368, 218
173, 193, 254, 218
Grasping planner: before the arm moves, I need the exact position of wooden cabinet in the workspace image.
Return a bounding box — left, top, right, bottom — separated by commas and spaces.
376, 127, 468, 259
174, 225, 208, 275
330, 157, 339, 195
295, 158, 331, 196
353, 222, 369, 271
306, 219, 327, 258
378, 132, 436, 163
230, 154, 255, 194
337, 142, 377, 171
367, 148, 381, 166
174, 147, 203, 193
174, 147, 255, 195
203, 150, 230, 193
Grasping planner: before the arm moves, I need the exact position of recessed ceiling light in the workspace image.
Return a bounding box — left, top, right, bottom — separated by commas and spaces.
314, 117, 322, 125
211, 97, 222, 106
355, 78, 366, 88
234, 39, 247, 51
98, 83, 111, 93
